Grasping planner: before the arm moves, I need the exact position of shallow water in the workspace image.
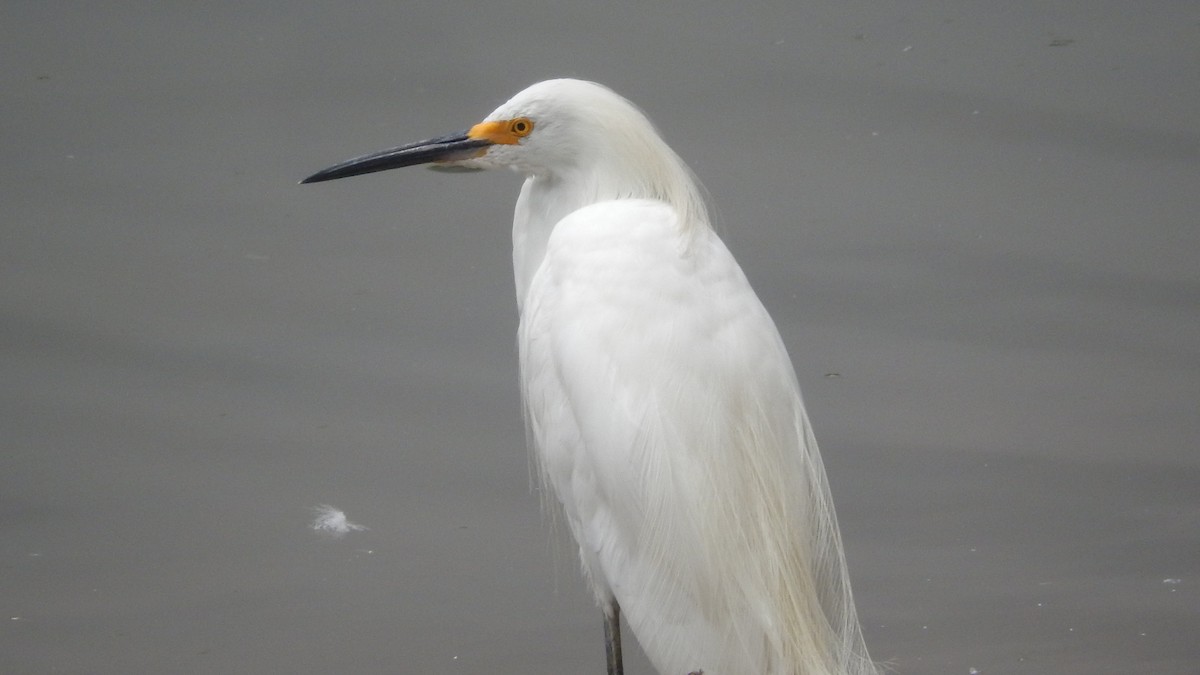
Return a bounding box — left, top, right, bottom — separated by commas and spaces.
3, 3, 1197, 673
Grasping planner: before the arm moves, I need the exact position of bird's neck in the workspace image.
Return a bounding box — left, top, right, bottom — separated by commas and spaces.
510, 171, 588, 312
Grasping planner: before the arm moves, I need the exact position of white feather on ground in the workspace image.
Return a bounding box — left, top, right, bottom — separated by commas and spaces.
311, 505, 367, 537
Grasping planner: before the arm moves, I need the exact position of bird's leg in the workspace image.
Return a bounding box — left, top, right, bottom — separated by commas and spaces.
604, 600, 624, 675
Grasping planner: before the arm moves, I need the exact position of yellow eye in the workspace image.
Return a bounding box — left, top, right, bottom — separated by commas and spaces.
509, 117, 534, 137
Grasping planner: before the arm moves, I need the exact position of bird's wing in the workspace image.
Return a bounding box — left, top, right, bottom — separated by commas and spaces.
519, 199, 871, 675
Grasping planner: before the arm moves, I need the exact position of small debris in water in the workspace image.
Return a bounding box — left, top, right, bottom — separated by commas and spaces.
311, 504, 368, 537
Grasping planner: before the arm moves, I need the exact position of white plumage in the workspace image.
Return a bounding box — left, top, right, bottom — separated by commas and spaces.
303, 78, 878, 675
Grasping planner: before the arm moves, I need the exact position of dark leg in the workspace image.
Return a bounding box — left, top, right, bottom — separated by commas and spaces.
604, 600, 623, 675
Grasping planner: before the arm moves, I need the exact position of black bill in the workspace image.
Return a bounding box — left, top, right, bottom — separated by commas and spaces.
300, 131, 491, 184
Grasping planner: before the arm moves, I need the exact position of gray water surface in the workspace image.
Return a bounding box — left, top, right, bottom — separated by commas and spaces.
3, 3, 1198, 673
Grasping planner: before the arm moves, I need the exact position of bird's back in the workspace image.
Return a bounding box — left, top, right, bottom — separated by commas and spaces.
519, 199, 876, 675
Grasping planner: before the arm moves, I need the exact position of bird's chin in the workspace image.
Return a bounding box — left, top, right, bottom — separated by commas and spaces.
427, 163, 486, 173
427, 155, 494, 173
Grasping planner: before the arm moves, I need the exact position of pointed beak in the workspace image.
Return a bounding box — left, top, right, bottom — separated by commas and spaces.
300, 130, 492, 184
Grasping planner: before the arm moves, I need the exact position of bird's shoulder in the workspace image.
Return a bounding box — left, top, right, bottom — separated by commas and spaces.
537, 198, 732, 289
546, 197, 682, 254
522, 196, 786, 390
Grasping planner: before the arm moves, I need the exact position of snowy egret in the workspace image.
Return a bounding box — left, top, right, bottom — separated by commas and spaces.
302, 79, 877, 675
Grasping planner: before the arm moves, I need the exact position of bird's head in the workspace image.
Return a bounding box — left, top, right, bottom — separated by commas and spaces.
300, 79, 608, 183
303, 79, 669, 179
301, 78, 709, 232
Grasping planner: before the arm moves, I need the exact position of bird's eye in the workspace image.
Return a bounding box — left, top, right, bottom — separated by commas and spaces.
509, 117, 534, 137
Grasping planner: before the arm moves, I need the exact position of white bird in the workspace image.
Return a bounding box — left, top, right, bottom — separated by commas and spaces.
302, 79, 878, 675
